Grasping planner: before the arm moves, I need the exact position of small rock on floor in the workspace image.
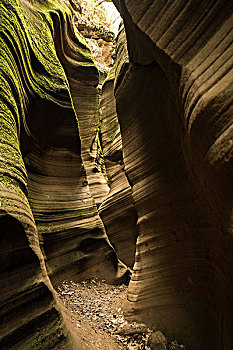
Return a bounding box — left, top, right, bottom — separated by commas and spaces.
147, 330, 167, 350
117, 322, 148, 336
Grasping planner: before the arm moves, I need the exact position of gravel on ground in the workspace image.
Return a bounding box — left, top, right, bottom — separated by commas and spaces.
56, 278, 151, 349
56, 278, 186, 350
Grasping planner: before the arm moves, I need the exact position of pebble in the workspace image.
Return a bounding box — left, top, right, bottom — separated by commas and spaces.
117, 322, 148, 336
147, 331, 167, 350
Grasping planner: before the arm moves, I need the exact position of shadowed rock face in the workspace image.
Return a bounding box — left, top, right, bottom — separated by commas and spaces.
98, 26, 138, 269
113, 1, 233, 349
99, 60, 138, 268
0, 215, 60, 350
0, 0, 74, 347
24, 97, 116, 285
0, 0, 117, 347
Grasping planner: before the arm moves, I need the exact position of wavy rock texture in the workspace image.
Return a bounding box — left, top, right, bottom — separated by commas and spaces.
0, 214, 80, 350
20, 0, 117, 285
0, 0, 117, 347
0, 2, 78, 347
99, 61, 138, 268
113, 1, 233, 349
52, 10, 110, 207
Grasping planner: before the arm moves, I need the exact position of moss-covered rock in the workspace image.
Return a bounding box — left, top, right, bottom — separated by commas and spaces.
0, 0, 118, 348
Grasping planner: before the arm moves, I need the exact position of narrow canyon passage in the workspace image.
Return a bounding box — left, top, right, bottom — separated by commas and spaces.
51, 5, 186, 349
1, 1, 233, 350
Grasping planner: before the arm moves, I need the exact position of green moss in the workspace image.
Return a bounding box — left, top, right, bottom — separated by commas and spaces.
0, 1, 106, 347
95, 124, 107, 176
0, 0, 82, 244
17, 318, 64, 350
0, 0, 103, 239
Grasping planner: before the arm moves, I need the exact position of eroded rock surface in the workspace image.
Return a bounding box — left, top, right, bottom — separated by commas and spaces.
0, 0, 118, 348
99, 59, 138, 268
0, 214, 71, 350
112, 1, 233, 349
1, 0, 233, 349
52, 2, 110, 208
0, 0, 81, 347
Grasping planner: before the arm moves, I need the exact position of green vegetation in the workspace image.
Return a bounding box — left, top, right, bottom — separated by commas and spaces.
17, 318, 64, 350
0, 0, 72, 230
0, 0, 100, 236
95, 124, 107, 175
80, 0, 109, 27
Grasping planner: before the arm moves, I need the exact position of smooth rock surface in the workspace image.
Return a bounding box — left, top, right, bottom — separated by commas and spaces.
0, 0, 80, 348
0, 0, 117, 348
52, 1, 110, 207
22, 0, 118, 286
99, 58, 138, 267
113, 0, 233, 349
148, 331, 167, 350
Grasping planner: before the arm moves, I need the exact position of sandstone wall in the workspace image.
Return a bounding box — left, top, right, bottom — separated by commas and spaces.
113, 1, 233, 349
99, 62, 138, 268
0, 0, 118, 347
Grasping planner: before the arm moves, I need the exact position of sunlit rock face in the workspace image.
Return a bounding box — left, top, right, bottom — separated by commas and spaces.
113, 1, 233, 349
0, 0, 76, 347
20, 0, 116, 286
99, 64, 138, 268
0, 0, 117, 347
70, 0, 116, 70
52, 7, 110, 208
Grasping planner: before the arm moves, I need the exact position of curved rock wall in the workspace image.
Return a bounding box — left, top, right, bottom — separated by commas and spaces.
0, 1, 79, 346
99, 63, 138, 268
0, 0, 117, 347
2, 0, 233, 348
52, 11, 110, 207
0, 214, 78, 349
21, 2, 116, 285
113, 1, 233, 349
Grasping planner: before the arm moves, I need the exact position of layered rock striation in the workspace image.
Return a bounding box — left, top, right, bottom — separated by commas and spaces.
98, 29, 138, 268
99, 71, 138, 268
0, 0, 79, 345
52, 7, 110, 207
35, 4, 116, 284
0, 0, 118, 348
2, 0, 233, 349
113, 1, 233, 349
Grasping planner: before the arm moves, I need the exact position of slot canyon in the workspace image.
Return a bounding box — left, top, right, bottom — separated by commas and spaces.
0, 0, 233, 349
